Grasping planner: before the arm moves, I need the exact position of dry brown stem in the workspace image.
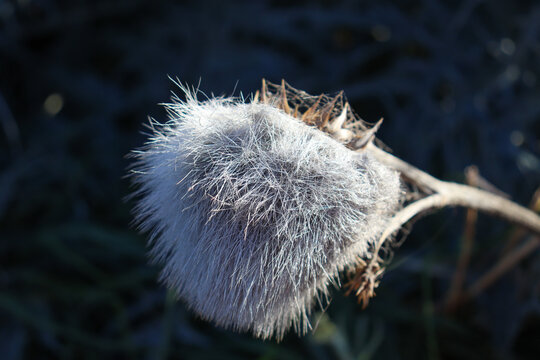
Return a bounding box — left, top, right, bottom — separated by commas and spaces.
464, 236, 540, 300
444, 166, 478, 311
502, 187, 540, 254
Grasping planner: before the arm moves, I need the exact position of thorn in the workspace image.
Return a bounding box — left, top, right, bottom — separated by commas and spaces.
293, 105, 299, 118
280, 79, 291, 114
261, 79, 267, 103
319, 92, 342, 127
253, 90, 260, 103
326, 102, 349, 133
352, 118, 383, 149
302, 95, 323, 124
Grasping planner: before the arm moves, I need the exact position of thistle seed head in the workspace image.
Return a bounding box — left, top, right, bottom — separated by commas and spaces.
130, 81, 402, 340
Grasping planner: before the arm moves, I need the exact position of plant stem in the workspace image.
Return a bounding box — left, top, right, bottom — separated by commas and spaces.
465, 236, 540, 299
364, 143, 540, 236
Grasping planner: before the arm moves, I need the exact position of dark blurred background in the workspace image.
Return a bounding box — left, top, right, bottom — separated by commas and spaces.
1, 0, 539, 359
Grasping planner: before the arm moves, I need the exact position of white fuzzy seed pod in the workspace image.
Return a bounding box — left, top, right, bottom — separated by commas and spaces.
130, 88, 402, 340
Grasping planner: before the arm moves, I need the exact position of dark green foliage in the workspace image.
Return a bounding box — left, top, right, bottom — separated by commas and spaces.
1, 0, 539, 359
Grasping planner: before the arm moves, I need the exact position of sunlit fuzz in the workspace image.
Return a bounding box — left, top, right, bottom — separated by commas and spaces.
130, 87, 402, 340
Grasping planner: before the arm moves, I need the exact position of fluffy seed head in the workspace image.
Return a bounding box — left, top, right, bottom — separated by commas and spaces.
130, 83, 402, 340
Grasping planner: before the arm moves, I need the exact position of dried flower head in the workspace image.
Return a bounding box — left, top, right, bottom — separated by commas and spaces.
130, 80, 402, 340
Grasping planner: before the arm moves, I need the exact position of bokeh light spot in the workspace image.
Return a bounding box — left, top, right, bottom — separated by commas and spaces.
510, 131, 524, 147
500, 38, 515, 55
44, 93, 64, 116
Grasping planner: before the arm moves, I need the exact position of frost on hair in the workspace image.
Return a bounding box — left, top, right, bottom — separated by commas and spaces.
130, 90, 402, 340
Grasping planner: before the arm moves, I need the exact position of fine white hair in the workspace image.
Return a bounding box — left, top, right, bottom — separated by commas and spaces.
130, 89, 402, 340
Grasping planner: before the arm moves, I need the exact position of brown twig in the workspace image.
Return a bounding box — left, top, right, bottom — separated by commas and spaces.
444, 166, 479, 311
454, 187, 540, 302
502, 187, 540, 254
463, 236, 540, 300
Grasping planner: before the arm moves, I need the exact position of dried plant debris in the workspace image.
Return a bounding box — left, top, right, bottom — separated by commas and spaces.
130, 80, 403, 339
258, 79, 374, 147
